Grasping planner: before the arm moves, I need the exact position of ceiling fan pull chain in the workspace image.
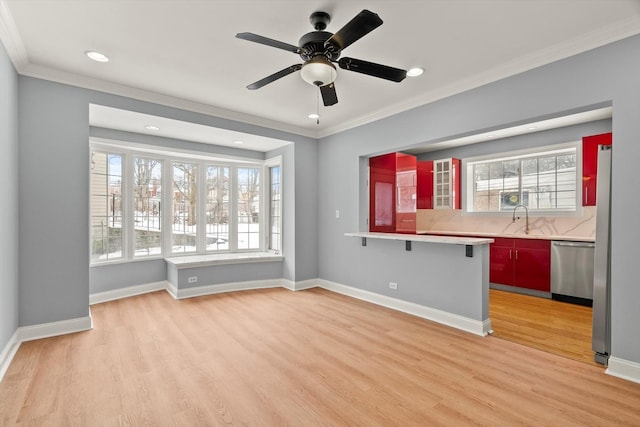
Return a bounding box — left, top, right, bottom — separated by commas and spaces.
316, 88, 320, 125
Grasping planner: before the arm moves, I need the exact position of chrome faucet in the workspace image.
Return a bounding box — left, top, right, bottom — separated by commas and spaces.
512, 204, 529, 234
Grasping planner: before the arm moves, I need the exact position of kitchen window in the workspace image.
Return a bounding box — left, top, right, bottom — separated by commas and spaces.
90, 141, 282, 264
464, 144, 578, 213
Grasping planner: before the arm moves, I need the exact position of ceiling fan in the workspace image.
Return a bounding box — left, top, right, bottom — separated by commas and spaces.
236, 9, 407, 107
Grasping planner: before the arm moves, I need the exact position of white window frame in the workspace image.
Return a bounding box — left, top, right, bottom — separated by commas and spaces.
462, 141, 581, 215
265, 155, 283, 254
89, 138, 281, 265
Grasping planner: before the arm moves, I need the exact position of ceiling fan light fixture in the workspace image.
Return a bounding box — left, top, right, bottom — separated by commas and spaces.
300, 57, 337, 87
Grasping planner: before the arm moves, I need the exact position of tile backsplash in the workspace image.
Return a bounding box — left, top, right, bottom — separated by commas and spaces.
416, 206, 596, 240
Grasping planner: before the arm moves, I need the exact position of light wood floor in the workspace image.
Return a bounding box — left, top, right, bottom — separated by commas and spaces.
489, 289, 596, 365
2, 288, 640, 426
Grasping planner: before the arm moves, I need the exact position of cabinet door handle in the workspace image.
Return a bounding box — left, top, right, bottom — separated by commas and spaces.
515, 250, 519, 260
509, 249, 512, 260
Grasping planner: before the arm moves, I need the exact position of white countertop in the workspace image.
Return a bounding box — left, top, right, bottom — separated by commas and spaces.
345, 232, 494, 246
415, 230, 595, 242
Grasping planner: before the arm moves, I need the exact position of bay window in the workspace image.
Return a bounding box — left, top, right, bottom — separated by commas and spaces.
90, 141, 282, 264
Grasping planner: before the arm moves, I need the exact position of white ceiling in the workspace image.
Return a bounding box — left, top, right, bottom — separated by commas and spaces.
2, 0, 639, 147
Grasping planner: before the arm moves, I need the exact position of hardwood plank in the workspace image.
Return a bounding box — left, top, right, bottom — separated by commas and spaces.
489, 288, 596, 365
1, 288, 640, 425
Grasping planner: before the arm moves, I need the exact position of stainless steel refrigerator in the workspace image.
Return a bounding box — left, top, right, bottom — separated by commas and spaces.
592, 144, 612, 365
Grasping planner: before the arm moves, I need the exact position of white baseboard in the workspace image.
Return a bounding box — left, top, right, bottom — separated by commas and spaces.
606, 356, 640, 384
281, 278, 319, 291
90, 281, 170, 305
170, 279, 284, 299
18, 314, 93, 342
166, 282, 179, 299
0, 330, 20, 382
0, 314, 93, 383
317, 279, 491, 337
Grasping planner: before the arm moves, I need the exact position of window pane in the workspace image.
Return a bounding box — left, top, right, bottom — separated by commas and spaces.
206, 166, 229, 251
467, 147, 577, 213
270, 165, 281, 253
134, 157, 162, 257
172, 162, 198, 253
90, 152, 122, 261
237, 167, 260, 249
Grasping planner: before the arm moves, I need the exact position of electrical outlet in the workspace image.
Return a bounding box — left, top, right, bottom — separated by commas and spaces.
389, 282, 398, 290
188, 276, 198, 284
335, 210, 340, 219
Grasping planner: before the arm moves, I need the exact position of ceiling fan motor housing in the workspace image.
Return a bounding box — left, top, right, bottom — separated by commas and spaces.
298, 31, 340, 61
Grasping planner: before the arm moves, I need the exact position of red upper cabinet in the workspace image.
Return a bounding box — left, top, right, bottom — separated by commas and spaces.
417, 161, 434, 209
582, 132, 612, 206
369, 153, 417, 233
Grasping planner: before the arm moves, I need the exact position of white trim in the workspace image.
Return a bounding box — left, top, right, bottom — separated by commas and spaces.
280, 278, 320, 291
317, 279, 490, 337
0, 330, 20, 382
90, 281, 170, 305
0, 315, 93, 383
170, 279, 283, 300
18, 315, 93, 343
3, 2, 638, 140
0, 0, 29, 70
606, 356, 640, 384
293, 279, 319, 291
22, 63, 317, 138
166, 281, 179, 299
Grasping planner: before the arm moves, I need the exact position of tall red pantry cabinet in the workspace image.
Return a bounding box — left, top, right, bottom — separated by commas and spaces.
369, 153, 417, 233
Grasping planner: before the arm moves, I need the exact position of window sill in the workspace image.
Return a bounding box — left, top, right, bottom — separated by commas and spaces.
165, 252, 284, 269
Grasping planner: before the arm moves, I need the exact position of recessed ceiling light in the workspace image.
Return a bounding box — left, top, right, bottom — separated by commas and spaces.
233, 140, 244, 144
407, 67, 424, 77
308, 113, 320, 119
145, 125, 160, 131
85, 50, 109, 63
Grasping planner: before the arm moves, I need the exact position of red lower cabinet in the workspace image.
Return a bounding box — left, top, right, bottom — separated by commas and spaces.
490, 238, 551, 292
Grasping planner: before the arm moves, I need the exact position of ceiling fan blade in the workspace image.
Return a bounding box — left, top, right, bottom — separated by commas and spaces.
324, 10, 383, 51
236, 32, 300, 54
338, 57, 407, 82
246, 64, 303, 90
320, 83, 338, 106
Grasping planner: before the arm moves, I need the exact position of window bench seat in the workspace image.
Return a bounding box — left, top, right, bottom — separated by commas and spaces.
164, 252, 285, 299
165, 252, 284, 269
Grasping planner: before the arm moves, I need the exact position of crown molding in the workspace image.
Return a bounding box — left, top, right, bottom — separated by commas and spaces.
3, 0, 640, 141
20, 62, 319, 139
0, 0, 28, 70
317, 14, 640, 138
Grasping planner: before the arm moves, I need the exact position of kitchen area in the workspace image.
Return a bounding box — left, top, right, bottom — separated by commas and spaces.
367, 123, 612, 366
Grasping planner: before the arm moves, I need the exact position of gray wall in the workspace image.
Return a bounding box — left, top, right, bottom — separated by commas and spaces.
318, 35, 640, 366
18, 76, 317, 327
0, 40, 19, 352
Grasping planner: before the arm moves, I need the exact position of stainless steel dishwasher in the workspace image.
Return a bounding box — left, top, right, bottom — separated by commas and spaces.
551, 240, 595, 306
